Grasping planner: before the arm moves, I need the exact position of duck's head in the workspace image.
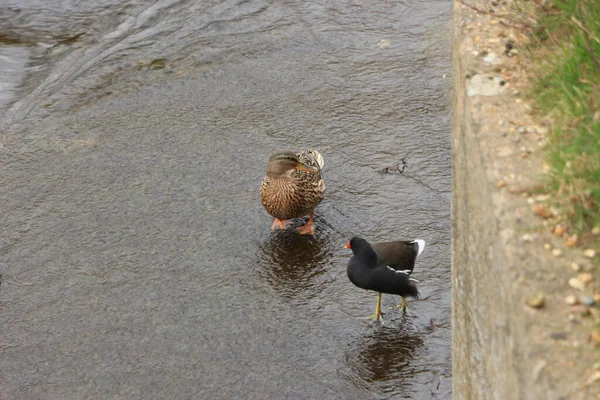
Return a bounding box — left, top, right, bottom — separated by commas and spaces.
266, 151, 318, 178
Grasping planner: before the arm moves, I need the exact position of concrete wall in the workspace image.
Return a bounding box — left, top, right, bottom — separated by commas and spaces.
451, 1, 539, 398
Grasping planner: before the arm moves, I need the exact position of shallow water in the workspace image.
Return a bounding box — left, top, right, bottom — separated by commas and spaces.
1, 1, 452, 398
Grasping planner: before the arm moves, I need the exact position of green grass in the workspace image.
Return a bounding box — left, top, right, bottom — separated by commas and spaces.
529, 0, 600, 238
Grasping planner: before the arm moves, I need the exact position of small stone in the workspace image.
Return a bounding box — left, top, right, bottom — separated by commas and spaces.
554, 225, 567, 236
521, 233, 534, 242
583, 249, 596, 258
569, 277, 586, 291
497, 180, 506, 188
515, 98, 523, 103
538, 126, 549, 135
594, 293, 600, 303
570, 262, 582, 272
587, 370, 600, 385
533, 204, 553, 218
526, 126, 537, 134
583, 296, 596, 306
565, 234, 578, 248
565, 295, 579, 306
518, 126, 526, 134
592, 226, 600, 235
544, 243, 552, 250
527, 197, 535, 204
535, 194, 550, 202
579, 272, 593, 284
568, 314, 577, 322
552, 248, 562, 257
483, 52, 499, 64
526, 292, 545, 308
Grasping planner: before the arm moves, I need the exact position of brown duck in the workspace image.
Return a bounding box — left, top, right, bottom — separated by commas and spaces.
260, 150, 325, 235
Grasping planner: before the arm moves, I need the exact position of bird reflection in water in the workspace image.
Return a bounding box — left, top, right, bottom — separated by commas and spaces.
255, 229, 334, 302
345, 326, 423, 395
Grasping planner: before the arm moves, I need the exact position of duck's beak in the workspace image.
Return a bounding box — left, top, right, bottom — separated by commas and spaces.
295, 162, 318, 172
344, 242, 351, 249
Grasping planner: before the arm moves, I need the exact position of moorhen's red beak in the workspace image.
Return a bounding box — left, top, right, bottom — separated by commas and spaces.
344, 242, 351, 249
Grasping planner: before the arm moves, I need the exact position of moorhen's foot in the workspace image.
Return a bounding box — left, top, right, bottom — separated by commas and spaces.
358, 311, 385, 321
271, 218, 291, 230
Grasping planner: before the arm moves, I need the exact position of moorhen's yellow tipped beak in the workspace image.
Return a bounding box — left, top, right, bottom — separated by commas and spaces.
295, 163, 318, 173
344, 242, 351, 249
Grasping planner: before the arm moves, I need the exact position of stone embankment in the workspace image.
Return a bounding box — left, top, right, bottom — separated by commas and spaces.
452, 1, 600, 399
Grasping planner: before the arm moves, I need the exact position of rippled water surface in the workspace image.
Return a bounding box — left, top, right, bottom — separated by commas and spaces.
1, 1, 452, 398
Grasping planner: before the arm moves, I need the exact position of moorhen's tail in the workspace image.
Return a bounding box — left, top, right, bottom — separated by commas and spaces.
412, 239, 425, 258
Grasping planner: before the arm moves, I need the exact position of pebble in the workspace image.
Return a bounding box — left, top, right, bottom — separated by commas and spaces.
537, 126, 549, 135
526, 126, 537, 134
578, 272, 593, 284
570, 262, 582, 272
527, 197, 535, 205
565, 295, 578, 306
497, 180, 506, 188
587, 371, 600, 385
565, 234, 578, 248
583, 296, 596, 306
483, 52, 499, 64
592, 226, 600, 235
568, 277, 586, 291
544, 243, 552, 250
583, 249, 596, 258
521, 233, 534, 242
526, 292, 545, 308
594, 293, 600, 303
553, 225, 567, 236
517, 126, 526, 134
552, 248, 562, 257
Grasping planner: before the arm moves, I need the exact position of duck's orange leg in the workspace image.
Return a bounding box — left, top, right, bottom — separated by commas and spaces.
295, 210, 316, 235
270, 218, 291, 230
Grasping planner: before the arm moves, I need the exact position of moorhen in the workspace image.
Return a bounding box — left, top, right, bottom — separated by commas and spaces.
345, 236, 425, 320
260, 150, 325, 235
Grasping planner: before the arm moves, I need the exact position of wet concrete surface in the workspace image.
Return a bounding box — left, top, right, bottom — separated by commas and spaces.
1, 1, 452, 398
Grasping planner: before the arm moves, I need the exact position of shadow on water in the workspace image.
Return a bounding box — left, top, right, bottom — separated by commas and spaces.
345, 325, 424, 395
254, 226, 336, 302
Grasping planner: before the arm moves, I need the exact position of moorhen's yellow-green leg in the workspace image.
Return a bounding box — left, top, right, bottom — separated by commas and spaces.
296, 210, 316, 235
271, 218, 291, 230
375, 292, 383, 321
358, 292, 385, 321
392, 297, 412, 316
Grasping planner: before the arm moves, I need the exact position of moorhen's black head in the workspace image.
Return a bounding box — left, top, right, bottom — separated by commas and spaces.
345, 236, 378, 262
266, 151, 318, 178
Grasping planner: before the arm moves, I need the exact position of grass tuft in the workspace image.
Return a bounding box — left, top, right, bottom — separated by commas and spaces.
529, 0, 600, 238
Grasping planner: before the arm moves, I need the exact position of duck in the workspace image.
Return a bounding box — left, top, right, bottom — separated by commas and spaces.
345, 236, 425, 321
260, 150, 325, 235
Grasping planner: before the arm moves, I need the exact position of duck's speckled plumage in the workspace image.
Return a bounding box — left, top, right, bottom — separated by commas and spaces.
260, 150, 325, 221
